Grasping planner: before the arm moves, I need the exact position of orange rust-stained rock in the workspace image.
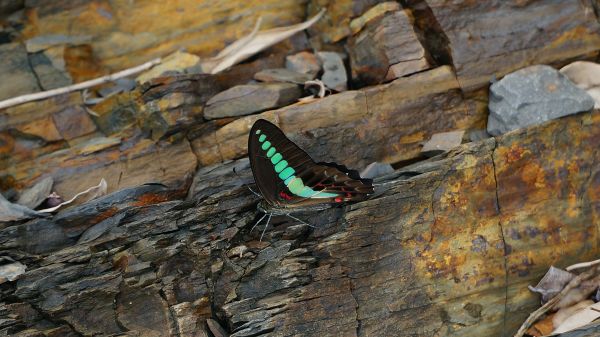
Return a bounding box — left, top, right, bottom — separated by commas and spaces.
20, 1, 307, 77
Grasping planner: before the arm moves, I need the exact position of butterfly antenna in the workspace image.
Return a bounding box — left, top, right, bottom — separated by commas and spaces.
251, 213, 268, 232
232, 167, 261, 197
259, 213, 272, 242
285, 213, 316, 228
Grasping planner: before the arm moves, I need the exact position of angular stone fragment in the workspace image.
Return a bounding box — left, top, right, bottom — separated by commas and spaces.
421, 130, 465, 157
349, 10, 431, 85
317, 51, 347, 91
0, 43, 40, 100
254, 68, 313, 84
28, 49, 72, 90
16, 176, 53, 209
487, 65, 594, 136
204, 83, 301, 120
52, 106, 97, 140
285, 51, 321, 77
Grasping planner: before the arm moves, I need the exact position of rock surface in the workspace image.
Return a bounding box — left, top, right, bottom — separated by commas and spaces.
487, 65, 595, 136
1, 111, 599, 336
204, 83, 302, 120
191, 66, 487, 168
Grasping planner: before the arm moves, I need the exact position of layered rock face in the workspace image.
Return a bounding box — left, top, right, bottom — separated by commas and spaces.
1, 1, 600, 336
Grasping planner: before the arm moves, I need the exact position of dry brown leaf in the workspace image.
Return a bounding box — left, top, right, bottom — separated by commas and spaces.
553, 301, 600, 334
553, 300, 594, 329
526, 313, 555, 337
203, 9, 325, 74
39, 178, 108, 213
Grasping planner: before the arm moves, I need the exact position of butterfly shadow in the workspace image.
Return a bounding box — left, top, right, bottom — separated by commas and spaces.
248, 205, 346, 242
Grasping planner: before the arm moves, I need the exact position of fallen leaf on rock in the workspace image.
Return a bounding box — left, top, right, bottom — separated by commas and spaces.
0, 193, 48, 222
526, 313, 555, 337
203, 9, 325, 74
528, 266, 575, 303
560, 61, 600, 109
553, 300, 594, 330
16, 176, 54, 209
39, 178, 107, 213
553, 301, 600, 334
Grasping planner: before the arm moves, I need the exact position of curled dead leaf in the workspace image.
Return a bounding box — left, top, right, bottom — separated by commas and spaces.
202, 9, 325, 74
38, 178, 108, 213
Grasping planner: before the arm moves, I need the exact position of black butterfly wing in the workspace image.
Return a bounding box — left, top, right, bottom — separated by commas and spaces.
248, 119, 373, 208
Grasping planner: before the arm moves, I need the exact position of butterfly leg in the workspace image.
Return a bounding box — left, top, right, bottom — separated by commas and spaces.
259, 213, 272, 242
251, 213, 268, 232
285, 213, 316, 228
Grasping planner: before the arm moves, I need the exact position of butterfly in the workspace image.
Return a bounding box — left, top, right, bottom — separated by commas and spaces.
247, 119, 374, 240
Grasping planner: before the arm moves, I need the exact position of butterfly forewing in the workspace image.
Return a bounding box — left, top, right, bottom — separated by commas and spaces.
248, 119, 374, 208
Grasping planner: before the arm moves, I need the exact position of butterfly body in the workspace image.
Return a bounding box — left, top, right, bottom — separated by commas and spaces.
248, 119, 373, 239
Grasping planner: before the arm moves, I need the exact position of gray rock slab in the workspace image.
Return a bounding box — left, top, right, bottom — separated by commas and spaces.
254, 68, 313, 84
487, 65, 595, 136
0, 43, 40, 100
318, 51, 347, 92
204, 83, 301, 120
421, 130, 465, 157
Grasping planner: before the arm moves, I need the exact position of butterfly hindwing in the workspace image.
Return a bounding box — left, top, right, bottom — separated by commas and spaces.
248, 119, 373, 208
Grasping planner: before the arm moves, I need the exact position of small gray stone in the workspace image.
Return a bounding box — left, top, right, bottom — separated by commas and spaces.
286, 51, 321, 77
317, 51, 347, 92
254, 68, 313, 84
16, 176, 53, 209
0, 43, 40, 100
360, 162, 394, 179
487, 65, 595, 136
421, 130, 465, 157
204, 83, 301, 120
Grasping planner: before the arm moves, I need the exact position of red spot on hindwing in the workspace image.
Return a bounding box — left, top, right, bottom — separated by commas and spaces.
335, 197, 343, 203
279, 191, 292, 200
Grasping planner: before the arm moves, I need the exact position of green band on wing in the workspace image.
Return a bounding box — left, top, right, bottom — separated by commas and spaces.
261, 140, 271, 150
257, 132, 338, 199
271, 153, 282, 164
274, 160, 288, 173
279, 167, 295, 180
